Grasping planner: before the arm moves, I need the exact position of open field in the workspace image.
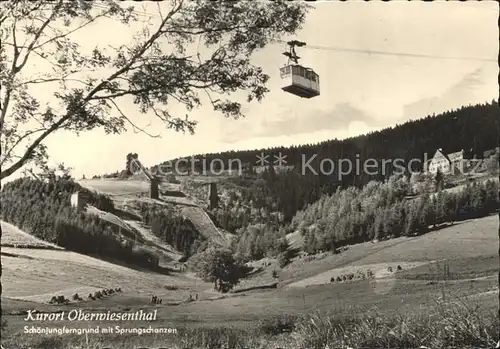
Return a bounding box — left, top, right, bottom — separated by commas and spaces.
268, 215, 499, 287
78, 178, 186, 198
77, 179, 151, 196
1, 246, 201, 301
1, 215, 203, 302
2, 214, 498, 348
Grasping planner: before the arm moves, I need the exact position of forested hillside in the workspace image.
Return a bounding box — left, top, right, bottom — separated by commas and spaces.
156, 101, 499, 223
159, 101, 498, 174
294, 176, 498, 253
220, 172, 498, 260
0, 178, 159, 268
4, 101, 498, 268
137, 202, 206, 258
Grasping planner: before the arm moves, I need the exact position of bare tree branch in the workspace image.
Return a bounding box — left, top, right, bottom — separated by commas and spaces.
0, 1, 63, 132
0, 1, 17, 26
89, 88, 152, 101
0, 17, 20, 132
32, 7, 113, 51
0, 127, 47, 167
14, 0, 64, 74
108, 99, 160, 138
19, 77, 93, 87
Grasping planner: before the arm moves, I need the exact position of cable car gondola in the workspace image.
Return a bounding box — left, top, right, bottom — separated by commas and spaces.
279, 40, 320, 99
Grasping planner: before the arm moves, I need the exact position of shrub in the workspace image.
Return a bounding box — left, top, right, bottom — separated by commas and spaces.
138, 202, 204, 258
131, 245, 159, 269
259, 315, 297, 335
277, 252, 290, 268
192, 247, 243, 293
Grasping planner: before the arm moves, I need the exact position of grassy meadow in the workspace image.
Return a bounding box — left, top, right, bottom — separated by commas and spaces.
2, 208, 498, 348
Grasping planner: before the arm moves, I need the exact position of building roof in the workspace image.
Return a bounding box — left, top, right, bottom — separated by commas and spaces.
431, 149, 450, 162
446, 150, 464, 162
429, 148, 468, 166
483, 147, 500, 157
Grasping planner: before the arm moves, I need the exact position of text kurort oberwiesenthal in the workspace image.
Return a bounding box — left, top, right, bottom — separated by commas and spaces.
24, 309, 157, 322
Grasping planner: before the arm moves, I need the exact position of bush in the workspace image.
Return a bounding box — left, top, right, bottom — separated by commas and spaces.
138, 202, 204, 258
292, 297, 499, 348
88, 191, 115, 212
277, 251, 290, 268
259, 315, 297, 335
131, 245, 159, 269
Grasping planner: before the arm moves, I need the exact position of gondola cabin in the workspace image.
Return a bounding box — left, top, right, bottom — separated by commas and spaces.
280, 64, 320, 98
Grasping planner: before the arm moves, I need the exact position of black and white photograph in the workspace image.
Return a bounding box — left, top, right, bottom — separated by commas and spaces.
0, 1, 499, 348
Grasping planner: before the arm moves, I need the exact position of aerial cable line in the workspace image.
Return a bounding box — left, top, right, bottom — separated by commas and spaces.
90, 3, 496, 63
276, 40, 496, 63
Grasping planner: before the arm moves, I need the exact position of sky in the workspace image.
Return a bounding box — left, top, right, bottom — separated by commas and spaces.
5, 0, 499, 179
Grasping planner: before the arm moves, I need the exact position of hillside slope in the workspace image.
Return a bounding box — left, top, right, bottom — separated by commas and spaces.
1, 221, 63, 250
2, 215, 497, 324
242, 214, 499, 290
1, 246, 195, 303
180, 206, 232, 247
124, 219, 183, 262
1, 216, 195, 303
85, 204, 183, 263
79, 179, 232, 247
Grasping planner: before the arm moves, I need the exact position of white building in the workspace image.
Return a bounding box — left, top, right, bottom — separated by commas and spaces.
427, 149, 467, 175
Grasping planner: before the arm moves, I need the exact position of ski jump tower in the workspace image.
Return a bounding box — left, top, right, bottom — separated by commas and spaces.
207, 182, 219, 210
132, 158, 160, 200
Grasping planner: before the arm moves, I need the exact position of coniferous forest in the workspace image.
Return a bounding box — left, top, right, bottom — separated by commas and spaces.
159, 101, 498, 176
1, 178, 160, 269
155, 100, 498, 222
207, 173, 498, 260
293, 177, 498, 254
1, 101, 498, 265
137, 202, 206, 258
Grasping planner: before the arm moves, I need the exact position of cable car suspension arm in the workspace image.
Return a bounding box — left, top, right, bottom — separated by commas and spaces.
283, 40, 306, 65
